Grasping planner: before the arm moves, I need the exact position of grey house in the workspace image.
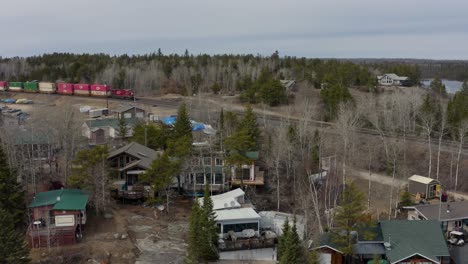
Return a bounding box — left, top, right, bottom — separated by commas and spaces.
408, 201, 468, 235
408, 175, 441, 199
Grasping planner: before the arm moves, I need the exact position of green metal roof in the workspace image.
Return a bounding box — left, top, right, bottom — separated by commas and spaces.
245, 151, 259, 160
380, 220, 450, 264
28, 189, 63, 208
29, 189, 89, 211
85, 118, 139, 130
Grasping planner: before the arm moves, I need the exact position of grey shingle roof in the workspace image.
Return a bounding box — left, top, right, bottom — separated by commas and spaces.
380, 220, 450, 264
414, 201, 468, 221
112, 105, 144, 113
108, 142, 162, 169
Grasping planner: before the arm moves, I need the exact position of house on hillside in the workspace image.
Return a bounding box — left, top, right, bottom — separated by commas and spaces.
380, 220, 450, 264
181, 143, 228, 194
112, 105, 145, 120
229, 151, 264, 187
408, 200, 468, 235
408, 175, 441, 199
108, 142, 162, 199
312, 224, 385, 264
81, 118, 138, 145
377, 73, 410, 86
27, 189, 89, 248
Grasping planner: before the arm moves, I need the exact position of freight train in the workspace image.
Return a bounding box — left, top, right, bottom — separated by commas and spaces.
0, 81, 134, 100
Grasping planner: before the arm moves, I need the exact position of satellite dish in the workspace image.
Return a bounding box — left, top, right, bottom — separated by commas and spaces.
157, 205, 165, 211
230, 201, 236, 207
224, 203, 229, 208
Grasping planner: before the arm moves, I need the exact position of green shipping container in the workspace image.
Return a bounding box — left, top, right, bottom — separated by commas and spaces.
9, 82, 24, 88
24, 81, 39, 92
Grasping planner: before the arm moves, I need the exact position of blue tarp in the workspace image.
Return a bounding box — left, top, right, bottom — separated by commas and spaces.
161, 115, 177, 126
192, 122, 205, 131
162, 116, 207, 132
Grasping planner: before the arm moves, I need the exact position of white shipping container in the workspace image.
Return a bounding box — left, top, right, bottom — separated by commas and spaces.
38, 82, 56, 92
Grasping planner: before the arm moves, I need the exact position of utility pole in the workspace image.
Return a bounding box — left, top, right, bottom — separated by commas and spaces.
144, 125, 147, 147
104, 83, 109, 111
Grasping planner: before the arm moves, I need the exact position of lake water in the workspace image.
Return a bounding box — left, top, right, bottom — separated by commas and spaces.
421, 79, 464, 94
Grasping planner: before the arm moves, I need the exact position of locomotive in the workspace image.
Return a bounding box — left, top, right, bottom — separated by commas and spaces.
0, 81, 134, 100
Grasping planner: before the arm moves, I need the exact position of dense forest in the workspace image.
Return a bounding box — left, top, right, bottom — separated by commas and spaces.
0, 52, 424, 97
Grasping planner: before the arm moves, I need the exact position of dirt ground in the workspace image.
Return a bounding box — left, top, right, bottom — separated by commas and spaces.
30, 197, 192, 264
0, 92, 178, 119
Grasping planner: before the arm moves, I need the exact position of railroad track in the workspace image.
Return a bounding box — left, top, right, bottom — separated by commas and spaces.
4, 91, 468, 153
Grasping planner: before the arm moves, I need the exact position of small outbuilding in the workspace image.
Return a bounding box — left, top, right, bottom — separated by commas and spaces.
408, 175, 441, 199
113, 105, 145, 119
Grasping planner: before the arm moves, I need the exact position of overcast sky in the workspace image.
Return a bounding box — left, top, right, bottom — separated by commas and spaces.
1, 0, 468, 59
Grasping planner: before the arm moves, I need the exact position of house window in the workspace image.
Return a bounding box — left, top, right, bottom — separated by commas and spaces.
203, 157, 212, 166
215, 158, 223, 166
222, 222, 258, 233
126, 156, 130, 164
215, 173, 224, 184
196, 173, 205, 184
206, 173, 212, 184
119, 156, 124, 167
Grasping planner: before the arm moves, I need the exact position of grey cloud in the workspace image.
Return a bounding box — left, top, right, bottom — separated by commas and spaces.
1, 0, 467, 59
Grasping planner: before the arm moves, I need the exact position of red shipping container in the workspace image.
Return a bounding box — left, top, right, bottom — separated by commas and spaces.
90, 84, 110, 97
56, 83, 74, 95
0, 81, 7, 91
73, 84, 91, 96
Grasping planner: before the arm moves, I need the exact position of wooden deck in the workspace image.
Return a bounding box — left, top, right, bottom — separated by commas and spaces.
28, 224, 78, 248
231, 172, 265, 186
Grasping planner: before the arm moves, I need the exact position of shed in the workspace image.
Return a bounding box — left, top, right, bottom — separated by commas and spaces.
113, 105, 145, 119
408, 175, 441, 199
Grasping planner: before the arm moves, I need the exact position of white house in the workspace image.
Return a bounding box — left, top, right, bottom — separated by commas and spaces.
377, 73, 410, 86
216, 207, 261, 239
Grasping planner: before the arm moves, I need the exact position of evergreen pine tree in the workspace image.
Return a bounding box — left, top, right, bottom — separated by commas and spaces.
199, 183, 219, 261
0, 144, 25, 227
238, 105, 260, 150
399, 191, 413, 207
187, 202, 202, 263
279, 217, 304, 264
0, 209, 30, 263
278, 217, 291, 260
173, 103, 193, 140
117, 116, 129, 142
290, 217, 304, 262
332, 182, 365, 260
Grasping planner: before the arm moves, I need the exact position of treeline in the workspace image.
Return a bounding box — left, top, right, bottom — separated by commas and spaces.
0, 52, 379, 98
350, 58, 468, 81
